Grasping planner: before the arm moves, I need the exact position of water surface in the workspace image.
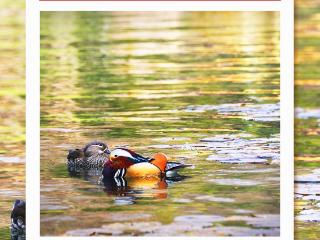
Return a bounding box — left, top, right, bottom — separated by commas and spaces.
0, 0, 25, 238
40, 12, 280, 236
294, 0, 320, 239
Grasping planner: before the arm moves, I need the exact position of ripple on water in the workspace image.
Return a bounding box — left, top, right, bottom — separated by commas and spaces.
295, 183, 320, 195
295, 107, 320, 120
295, 169, 320, 183
40, 196, 70, 211
149, 134, 280, 165
0, 189, 23, 198
65, 215, 225, 236
174, 214, 225, 223
296, 209, 320, 222
185, 103, 280, 122
0, 156, 25, 163
195, 195, 235, 203
39, 11, 281, 237
213, 226, 280, 237
172, 198, 193, 203
40, 128, 82, 133
64, 214, 279, 236
204, 134, 280, 164
225, 214, 280, 228
114, 197, 135, 206
42, 216, 76, 223
209, 178, 261, 186
295, 171, 320, 223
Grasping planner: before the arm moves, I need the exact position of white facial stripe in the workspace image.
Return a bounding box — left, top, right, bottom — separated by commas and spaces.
111, 149, 133, 159
91, 144, 102, 148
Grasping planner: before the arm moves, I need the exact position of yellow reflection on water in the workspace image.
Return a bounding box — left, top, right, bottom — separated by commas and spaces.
0, 0, 25, 231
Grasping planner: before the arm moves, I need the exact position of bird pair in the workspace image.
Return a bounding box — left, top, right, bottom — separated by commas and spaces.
67, 141, 190, 179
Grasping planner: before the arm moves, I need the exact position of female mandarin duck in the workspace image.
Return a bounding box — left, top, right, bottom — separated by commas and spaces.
67, 141, 110, 170
103, 148, 190, 179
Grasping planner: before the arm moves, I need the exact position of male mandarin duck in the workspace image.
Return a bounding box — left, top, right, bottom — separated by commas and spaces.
103, 148, 191, 179
67, 141, 110, 170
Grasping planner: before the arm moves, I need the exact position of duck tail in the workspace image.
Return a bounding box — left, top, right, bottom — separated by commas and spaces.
150, 153, 168, 172
165, 162, 192, 172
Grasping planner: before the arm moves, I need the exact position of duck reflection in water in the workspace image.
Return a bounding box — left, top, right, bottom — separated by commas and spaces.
102, 174, 189, 202
69, 168, 188, 202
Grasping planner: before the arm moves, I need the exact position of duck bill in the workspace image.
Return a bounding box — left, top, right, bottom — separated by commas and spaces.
104, 148, 111, 154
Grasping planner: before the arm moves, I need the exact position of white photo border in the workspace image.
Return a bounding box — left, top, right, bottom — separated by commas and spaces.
26, 1, 294, 239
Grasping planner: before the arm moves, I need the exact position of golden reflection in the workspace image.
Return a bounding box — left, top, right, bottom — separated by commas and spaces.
0, 0, 25, 231
40, 12, 280, 236
103, 177, 168, 200
41, 13, 81, 126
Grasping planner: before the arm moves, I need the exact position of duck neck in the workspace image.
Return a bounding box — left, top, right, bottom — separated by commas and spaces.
102, 161, 118, 178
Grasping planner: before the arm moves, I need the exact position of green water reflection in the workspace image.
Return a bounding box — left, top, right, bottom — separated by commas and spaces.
40, 12, 280, 236
295, 0, 320, 239
0, 0, 25, 238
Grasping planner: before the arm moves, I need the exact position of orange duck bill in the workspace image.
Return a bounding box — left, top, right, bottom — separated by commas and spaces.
103, 148, 191, 179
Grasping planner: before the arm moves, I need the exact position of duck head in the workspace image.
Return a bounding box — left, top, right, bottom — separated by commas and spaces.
108, 149, 136, 169
83, 141, 110, 157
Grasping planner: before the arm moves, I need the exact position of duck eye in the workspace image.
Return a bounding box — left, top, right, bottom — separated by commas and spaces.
115, 155, 118, 157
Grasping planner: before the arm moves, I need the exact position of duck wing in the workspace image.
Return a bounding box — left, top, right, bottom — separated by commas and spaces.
117, 148, 153, 163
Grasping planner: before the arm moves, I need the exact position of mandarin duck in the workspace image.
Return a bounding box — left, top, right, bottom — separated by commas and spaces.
10, 200, 25, 240
67, 141, 110, 170
103, 148, 191, 179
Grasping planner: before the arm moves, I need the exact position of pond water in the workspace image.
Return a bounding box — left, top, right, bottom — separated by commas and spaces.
0, 1, 25, 239
294, 0, 320, 239
40, 12, 280, 236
